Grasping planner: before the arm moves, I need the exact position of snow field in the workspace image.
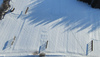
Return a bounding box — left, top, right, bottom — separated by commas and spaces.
0, 0, 100, 57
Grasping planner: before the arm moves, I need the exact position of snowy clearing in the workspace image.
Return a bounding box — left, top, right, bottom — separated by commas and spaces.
0, 0, 100, 57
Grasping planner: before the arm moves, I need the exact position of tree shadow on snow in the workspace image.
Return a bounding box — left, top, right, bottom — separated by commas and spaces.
3, 39, 13, 50
24, 0, 100, 32
3, 41, 9, 50
0, 0, 3, 5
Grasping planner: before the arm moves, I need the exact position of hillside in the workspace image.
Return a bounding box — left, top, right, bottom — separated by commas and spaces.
0, 0, 100, 57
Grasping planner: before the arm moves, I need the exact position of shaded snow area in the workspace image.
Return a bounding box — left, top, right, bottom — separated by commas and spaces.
0, 0, 3, 5
0, 0, 100, 57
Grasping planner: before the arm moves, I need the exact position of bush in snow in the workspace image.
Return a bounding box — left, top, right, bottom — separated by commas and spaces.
39, 53, 45, 57
0, 0, 11, 19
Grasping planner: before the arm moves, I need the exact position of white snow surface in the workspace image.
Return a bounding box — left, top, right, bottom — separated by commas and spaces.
0, 0, 100, 57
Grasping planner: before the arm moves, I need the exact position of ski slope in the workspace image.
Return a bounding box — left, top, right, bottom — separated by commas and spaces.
0, 0, 100, 57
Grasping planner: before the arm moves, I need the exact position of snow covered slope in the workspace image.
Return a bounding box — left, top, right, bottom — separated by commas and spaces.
0, 0, 100, 57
